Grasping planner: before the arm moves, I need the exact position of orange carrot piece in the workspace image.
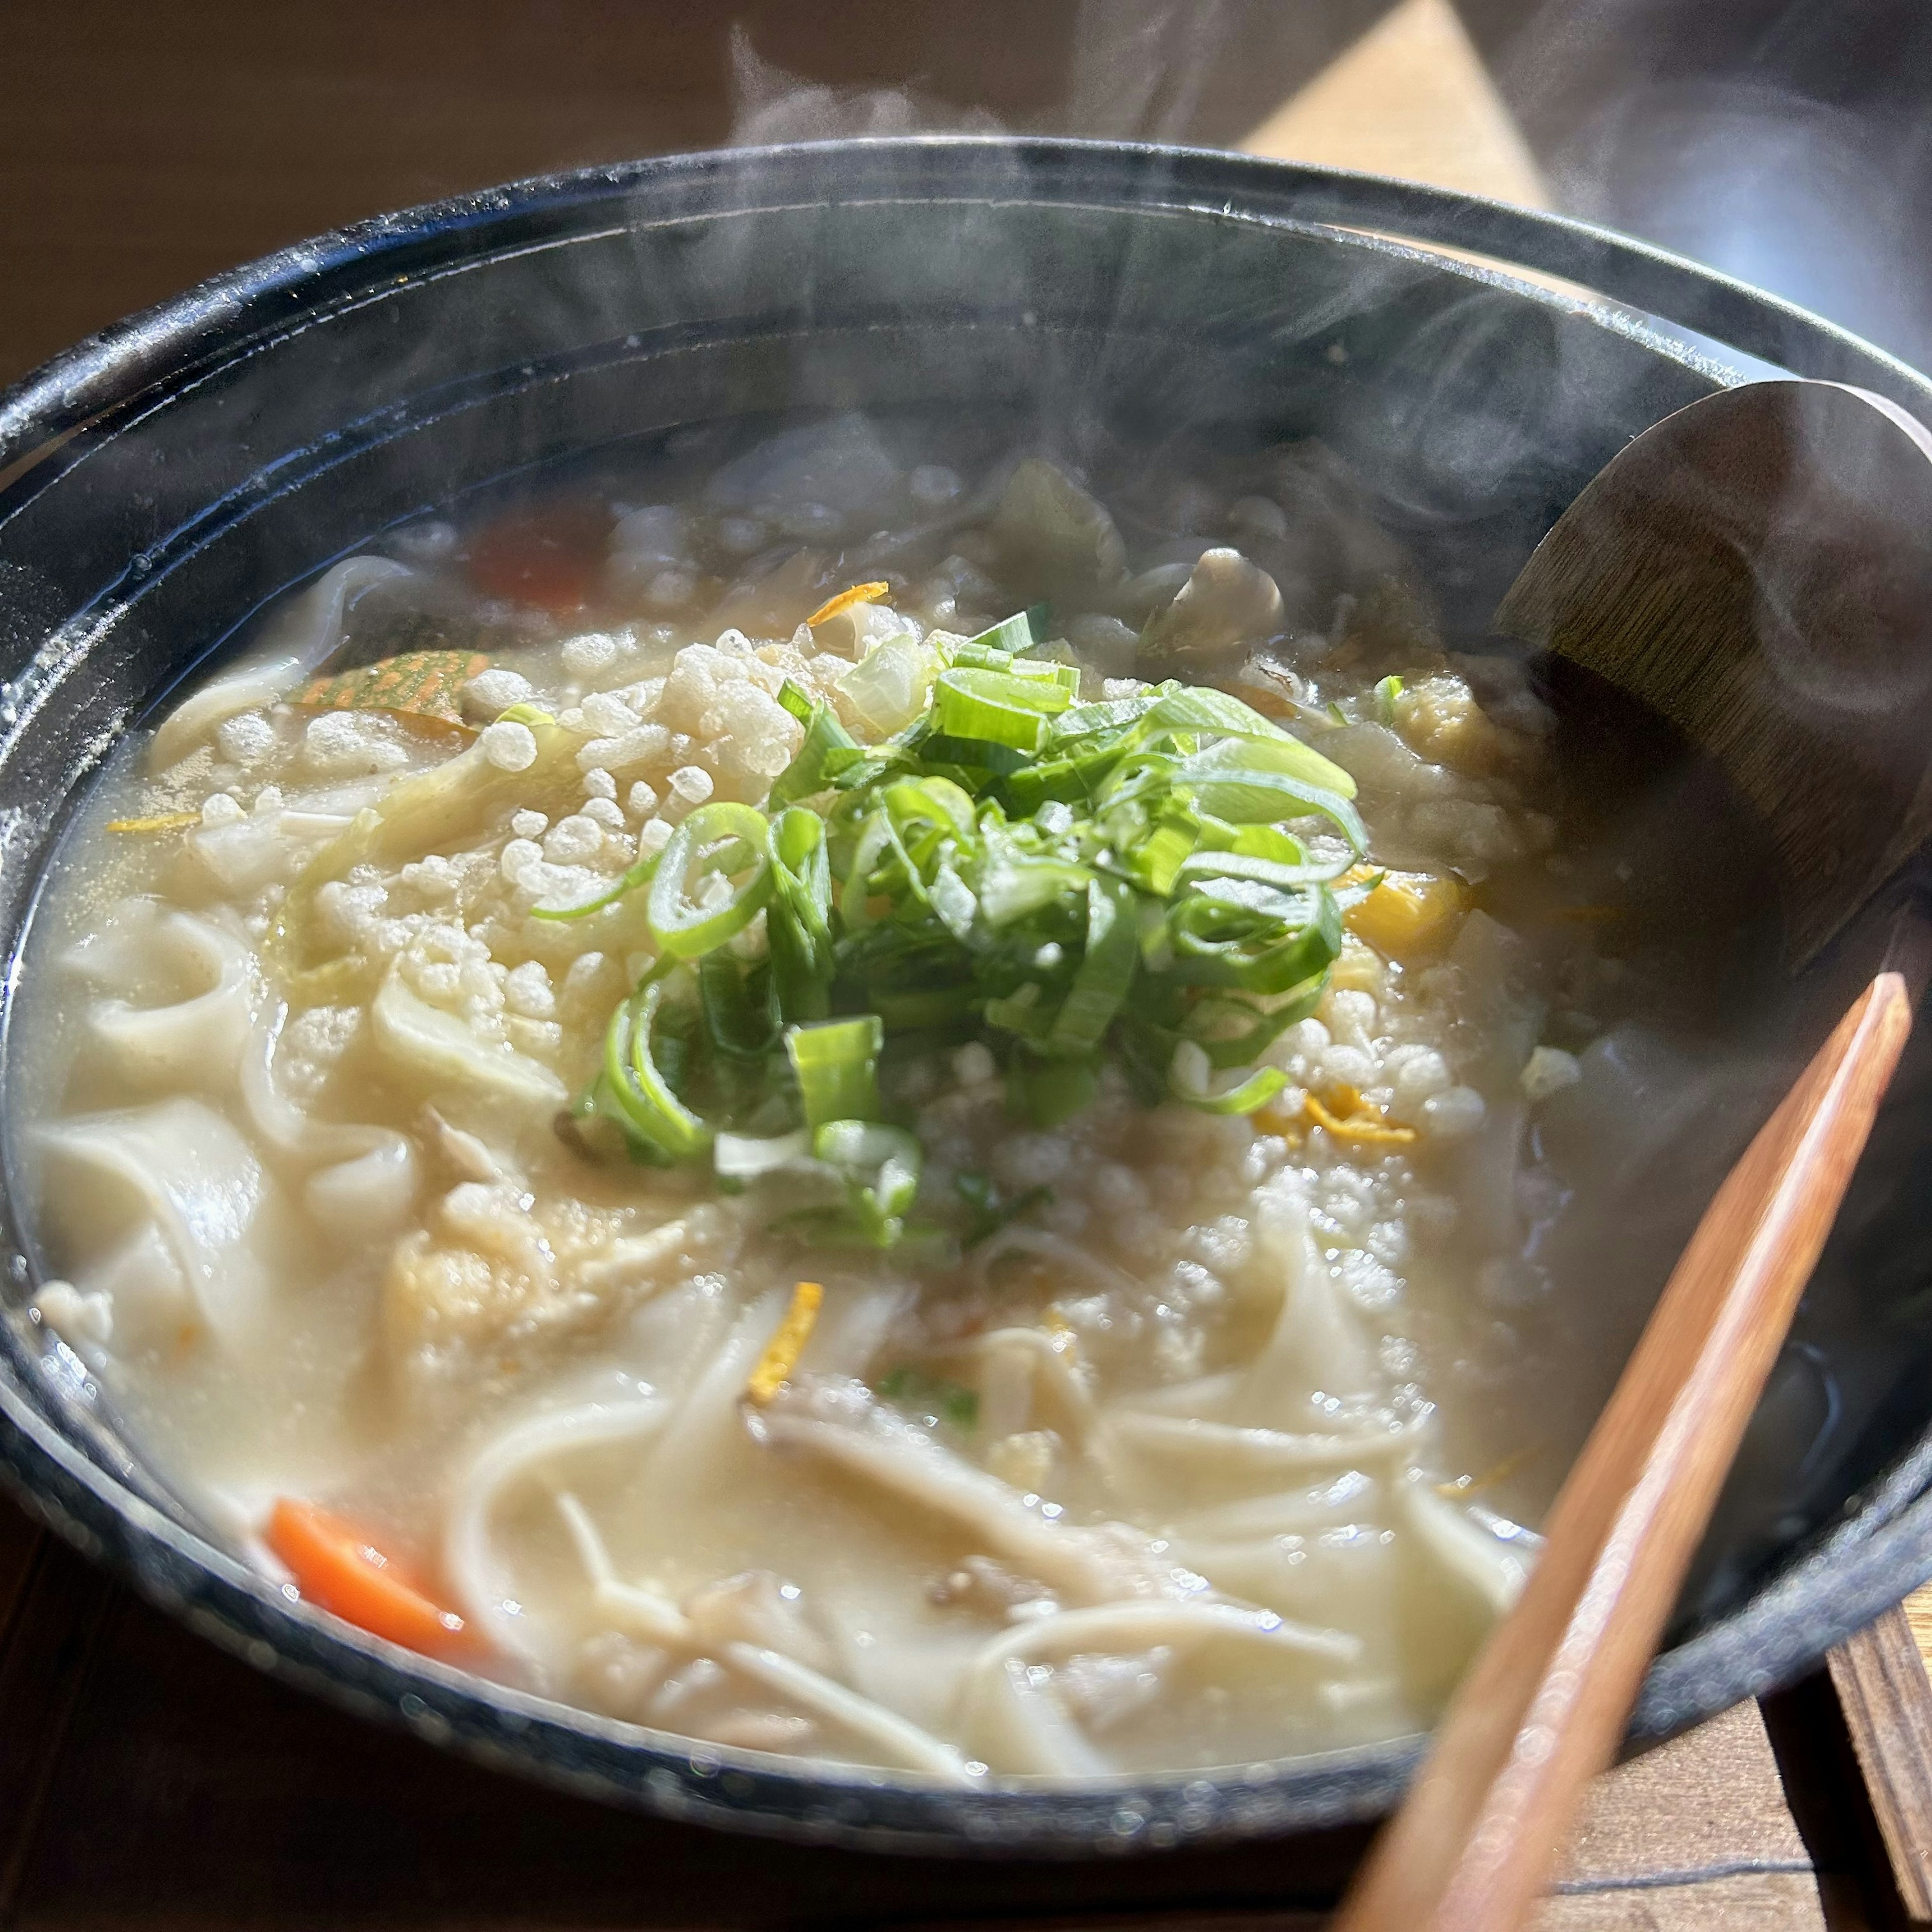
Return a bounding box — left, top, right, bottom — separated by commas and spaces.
266, 1498, 470, 1659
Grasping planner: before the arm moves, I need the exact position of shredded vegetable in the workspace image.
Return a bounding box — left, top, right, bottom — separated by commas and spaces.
568, 606, 1364, 1249
1305, 1091, 1418, 1146
747, 1280, 825, 1403
807, 582, 891, 627
107, 812, 203, 835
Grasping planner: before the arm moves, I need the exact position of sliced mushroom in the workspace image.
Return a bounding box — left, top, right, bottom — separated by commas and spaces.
1138, 546, 1283, 670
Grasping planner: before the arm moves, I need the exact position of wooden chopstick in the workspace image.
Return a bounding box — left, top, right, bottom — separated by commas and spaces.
1332, 971, 1914, 1932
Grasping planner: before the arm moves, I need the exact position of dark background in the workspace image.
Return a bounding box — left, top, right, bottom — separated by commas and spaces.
4, 0, 1932, 386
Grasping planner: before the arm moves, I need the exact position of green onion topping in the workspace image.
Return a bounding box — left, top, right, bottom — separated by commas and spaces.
566, 609, 1363, 1249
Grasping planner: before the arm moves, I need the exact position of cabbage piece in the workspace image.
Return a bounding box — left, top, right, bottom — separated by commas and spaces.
835, 633, 938, 735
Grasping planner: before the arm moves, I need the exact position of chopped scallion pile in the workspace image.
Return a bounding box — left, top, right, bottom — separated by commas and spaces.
563, 609, 1366, 1249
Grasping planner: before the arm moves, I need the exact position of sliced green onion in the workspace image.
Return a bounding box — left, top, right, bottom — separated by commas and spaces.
1175, 847, 1353, 890
884, 775, 977, 843
1180, 988, 1321, 1069
767, 806, 834, 1021
948, 640, 1018, 674
1166, 886, 1344, 995
976, 821, 1091, 925
575, 587, 1384, 1222
715, 1128, 812, 1178
1178, 742, 1367, 848
816, 1118, 913, 1178
969, 611, 1036, 655
1047, 875, 1138, 1056
1054, 691, 1161, 742
770, 700, 860, 808
1122, 687, 1357, 796
932, 668, 1072, 752
953, 1170, 1053, 1247
647, 801, 775, 959
532, 845, 660, 921
699, 954, 778, 1062
814, 1119, 922, 1245
786, 1015, 883, 1128
1123, 810, 1198, 896
838, 809, 894, 931
1009, 1053, 1098, 1127
1168, 1038, 1287, 1115
871, 981, 977, 1029
604, 980, 712, 1159
1375, 674, 1404, 722
1181, 728, 1358, 795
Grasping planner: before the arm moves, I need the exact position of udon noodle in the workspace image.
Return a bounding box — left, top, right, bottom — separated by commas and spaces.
16, 414, 1723, 1780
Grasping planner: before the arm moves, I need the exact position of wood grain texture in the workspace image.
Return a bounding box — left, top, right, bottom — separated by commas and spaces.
1828, 1606, 1932, 1923
1493, 382, 1932, 968
1902, 1581, 1932, 1668
1333, 973, 1913, 1932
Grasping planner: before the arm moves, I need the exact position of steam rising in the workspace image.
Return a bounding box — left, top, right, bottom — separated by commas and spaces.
10, 3, 1932, 1703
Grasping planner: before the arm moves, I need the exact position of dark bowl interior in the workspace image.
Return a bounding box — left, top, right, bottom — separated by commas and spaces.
5, 137, 1932, 1855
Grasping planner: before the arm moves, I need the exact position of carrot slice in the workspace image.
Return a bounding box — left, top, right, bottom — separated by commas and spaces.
266, 1498, 471, 1659
466, 503, 609, 614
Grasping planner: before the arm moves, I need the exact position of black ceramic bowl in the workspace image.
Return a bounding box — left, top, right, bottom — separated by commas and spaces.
5, 138, 1932, 1857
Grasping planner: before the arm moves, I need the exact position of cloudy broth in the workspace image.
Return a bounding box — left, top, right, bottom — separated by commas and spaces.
14, 412, 1777, 1780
